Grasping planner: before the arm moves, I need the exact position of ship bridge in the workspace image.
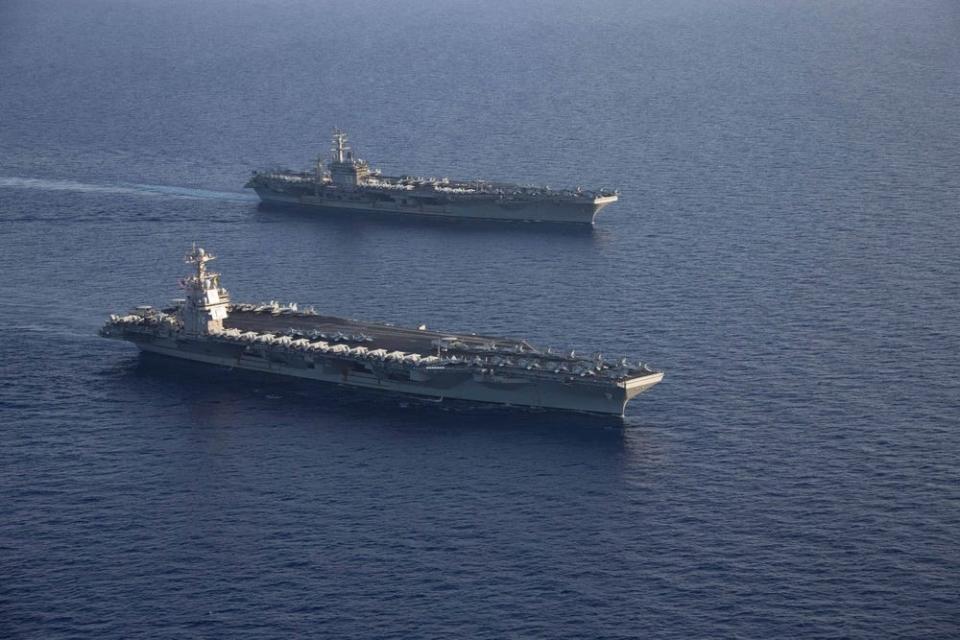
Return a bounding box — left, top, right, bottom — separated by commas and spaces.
327, 129, 370, 187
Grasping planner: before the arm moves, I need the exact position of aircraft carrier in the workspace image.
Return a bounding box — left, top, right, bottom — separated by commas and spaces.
245, 130, 619, 225
100, 247, 663, 416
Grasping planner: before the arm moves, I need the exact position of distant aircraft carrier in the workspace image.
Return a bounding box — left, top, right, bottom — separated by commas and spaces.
246, 130, 619, 224
100, 247, 663, 416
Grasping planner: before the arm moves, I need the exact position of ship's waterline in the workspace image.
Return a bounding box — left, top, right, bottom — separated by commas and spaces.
254, 188, 617, 224
100, 246, 663, 416
131, 341, 662, 415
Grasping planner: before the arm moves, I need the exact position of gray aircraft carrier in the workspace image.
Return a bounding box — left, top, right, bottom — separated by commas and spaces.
246, 130, 619, 225
100, 247, 663, 416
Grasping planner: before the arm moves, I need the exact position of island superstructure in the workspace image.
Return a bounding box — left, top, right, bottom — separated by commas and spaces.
245, 130, 619, 225
100, 247, 662, 416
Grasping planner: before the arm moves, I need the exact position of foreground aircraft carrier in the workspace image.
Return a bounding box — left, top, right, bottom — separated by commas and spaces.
246, 130, 619, 224
100, 247, 662, 416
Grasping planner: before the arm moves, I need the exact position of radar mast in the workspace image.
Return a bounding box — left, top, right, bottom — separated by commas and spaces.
331, 129, 349, 164
179, 244, 230, 335
328, 129, 370, 186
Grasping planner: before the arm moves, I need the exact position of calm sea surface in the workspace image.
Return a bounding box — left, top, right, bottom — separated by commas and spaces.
1, 1, 959, 637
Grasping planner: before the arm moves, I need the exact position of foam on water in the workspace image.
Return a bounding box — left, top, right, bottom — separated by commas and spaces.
0, 176, 256, 202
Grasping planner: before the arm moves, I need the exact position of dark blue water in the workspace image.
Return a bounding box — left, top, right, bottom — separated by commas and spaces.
2, 1, 959, 637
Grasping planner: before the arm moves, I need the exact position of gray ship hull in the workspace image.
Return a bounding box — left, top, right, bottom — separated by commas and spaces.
102, 246, 662, 418
125, 334, 661, 416
254, 188, 617, 225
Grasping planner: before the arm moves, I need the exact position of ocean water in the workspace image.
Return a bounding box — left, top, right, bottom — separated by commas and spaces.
1, 0, 959, 637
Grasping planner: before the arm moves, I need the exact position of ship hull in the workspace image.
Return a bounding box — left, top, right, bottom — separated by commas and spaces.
127, 336, 661, 416
254, 188, 616, 225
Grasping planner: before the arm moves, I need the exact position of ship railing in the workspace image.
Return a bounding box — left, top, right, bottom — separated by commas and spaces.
202, 330, 649, 383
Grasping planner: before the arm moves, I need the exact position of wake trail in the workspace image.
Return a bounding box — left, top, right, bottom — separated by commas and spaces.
0, 176, 257, 203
